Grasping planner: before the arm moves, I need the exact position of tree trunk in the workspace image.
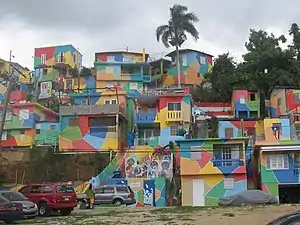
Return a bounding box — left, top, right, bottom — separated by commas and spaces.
175, 44, 181, 88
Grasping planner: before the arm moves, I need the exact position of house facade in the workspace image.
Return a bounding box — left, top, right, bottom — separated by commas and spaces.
34, 44, 82, 102
177, 138, 248, 206
232, 90, 260, 119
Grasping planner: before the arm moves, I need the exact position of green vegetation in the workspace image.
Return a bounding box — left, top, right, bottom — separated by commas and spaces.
191, 23, 300, 102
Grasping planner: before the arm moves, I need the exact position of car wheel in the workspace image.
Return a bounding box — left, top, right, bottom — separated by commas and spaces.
60, 209, 72, 216
38, 202, 50, 217
113, 199, 123, 205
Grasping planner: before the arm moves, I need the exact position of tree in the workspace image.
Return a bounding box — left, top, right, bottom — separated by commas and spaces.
191, 27, 300, 103
156, 4, 199, 88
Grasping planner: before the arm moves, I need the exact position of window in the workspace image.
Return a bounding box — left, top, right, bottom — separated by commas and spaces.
250, 93, 256, 101
267, 155, 289, 170
19, 186, 31, 194
181, 55, 187, 66
50, 125, 56, 130
2, 131, 8, 140
104, 99, 117, 105
190, 146, 202, 160
20, 130, 25, 134
168, 102, 181, 111
106, 66, 114, 74
36, 129, 40, 134
130, 82, 138, 90
30, 185, 42, 193
69, 118, 79, 126
200, 56, 206, 64
225, 128, 233, 138
42, 68, 48, 75
56, 185, 74, 193
293, 93, 300, 102
41, 54, 46, 65
72, 53, 76, 63
240, 95, 245, 104
277, 98, 282, 106
19, 109, 29, 120
222, 148, 232, 166
224, 178, 235, 189
170, 125, 182, 136
103, 187, 114, 194
82, 98, 89, 105
5, 112, 12, 121
107, 55, 115, 62
88, 117, 116, 127
41, 186, 52, 193
56, 52, 64, 63
116, 187, 129, 193
106, 81, 114, 88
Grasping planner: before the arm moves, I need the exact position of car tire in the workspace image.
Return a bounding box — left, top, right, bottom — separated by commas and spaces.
38, 202, 50, 217
113, 198, 123, 205
60, 209, 72, 216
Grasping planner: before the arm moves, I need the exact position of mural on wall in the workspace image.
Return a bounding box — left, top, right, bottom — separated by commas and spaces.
125, 154, 173, 178
162, 49, 213, 87
178, 138, 248, 206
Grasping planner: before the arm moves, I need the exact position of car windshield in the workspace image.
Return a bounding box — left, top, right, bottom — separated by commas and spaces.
56, 185, 74, 193
1, 192, 27, 201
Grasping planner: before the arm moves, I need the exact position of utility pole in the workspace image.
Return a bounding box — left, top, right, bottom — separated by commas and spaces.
0, 50, 13, 148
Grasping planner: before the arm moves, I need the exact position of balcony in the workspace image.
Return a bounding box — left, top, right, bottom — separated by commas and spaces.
136, 112, 159, 124
212, 159, 244, 167
166, 111, 183, 122
135, 137, 159, 147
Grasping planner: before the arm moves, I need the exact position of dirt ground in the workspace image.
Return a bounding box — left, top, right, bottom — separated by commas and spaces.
16, 204, 300, 225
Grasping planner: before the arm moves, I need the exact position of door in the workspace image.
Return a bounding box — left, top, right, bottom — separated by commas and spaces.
192, 179, 205, 206
143, 180, 155, 206
101, 187, 115, 204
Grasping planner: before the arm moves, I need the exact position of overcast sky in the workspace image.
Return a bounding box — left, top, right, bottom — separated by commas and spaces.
0, 0, 299, 70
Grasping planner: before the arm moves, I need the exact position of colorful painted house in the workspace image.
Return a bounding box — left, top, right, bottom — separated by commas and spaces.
232, 90, 260, 119
134, 87, 192, 147
34, 44, 82, 100
193, 102, 232, 122
0, 102, 58, 149
177, 137, 248, 206
160, 49, 213, 87
94, 50, 150, 97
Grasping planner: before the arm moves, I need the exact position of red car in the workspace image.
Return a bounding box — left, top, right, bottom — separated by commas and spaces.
18, 183, 77, 217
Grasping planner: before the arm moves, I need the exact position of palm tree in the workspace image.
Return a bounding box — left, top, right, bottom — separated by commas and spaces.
156, 4, 199, 88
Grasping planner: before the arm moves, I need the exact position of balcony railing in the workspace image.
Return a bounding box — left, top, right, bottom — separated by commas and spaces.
212, 159, 244, 167
134, 137, 159, 146
166, 111, 183, 122
136, 112, 159, 123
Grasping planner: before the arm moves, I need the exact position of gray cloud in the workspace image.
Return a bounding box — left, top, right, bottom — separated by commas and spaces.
1, 0, 300, 67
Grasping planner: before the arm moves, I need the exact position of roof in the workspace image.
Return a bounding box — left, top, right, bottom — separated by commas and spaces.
176, 137, 249, 143
0, 102, 58, 116
95, 51, 150, 61
165, 49, 214, 58
34, 44, 82, 56
60, 105, 125, 117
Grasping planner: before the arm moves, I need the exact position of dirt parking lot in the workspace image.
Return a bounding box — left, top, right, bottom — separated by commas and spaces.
15, 204, 300, 225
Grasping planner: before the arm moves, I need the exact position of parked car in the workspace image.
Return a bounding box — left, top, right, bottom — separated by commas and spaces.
0, 190, 38, 219
18, 183, 77, 217
94, 185, 136, 205
267, 211, 300, 225
0, 195, 24, 224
